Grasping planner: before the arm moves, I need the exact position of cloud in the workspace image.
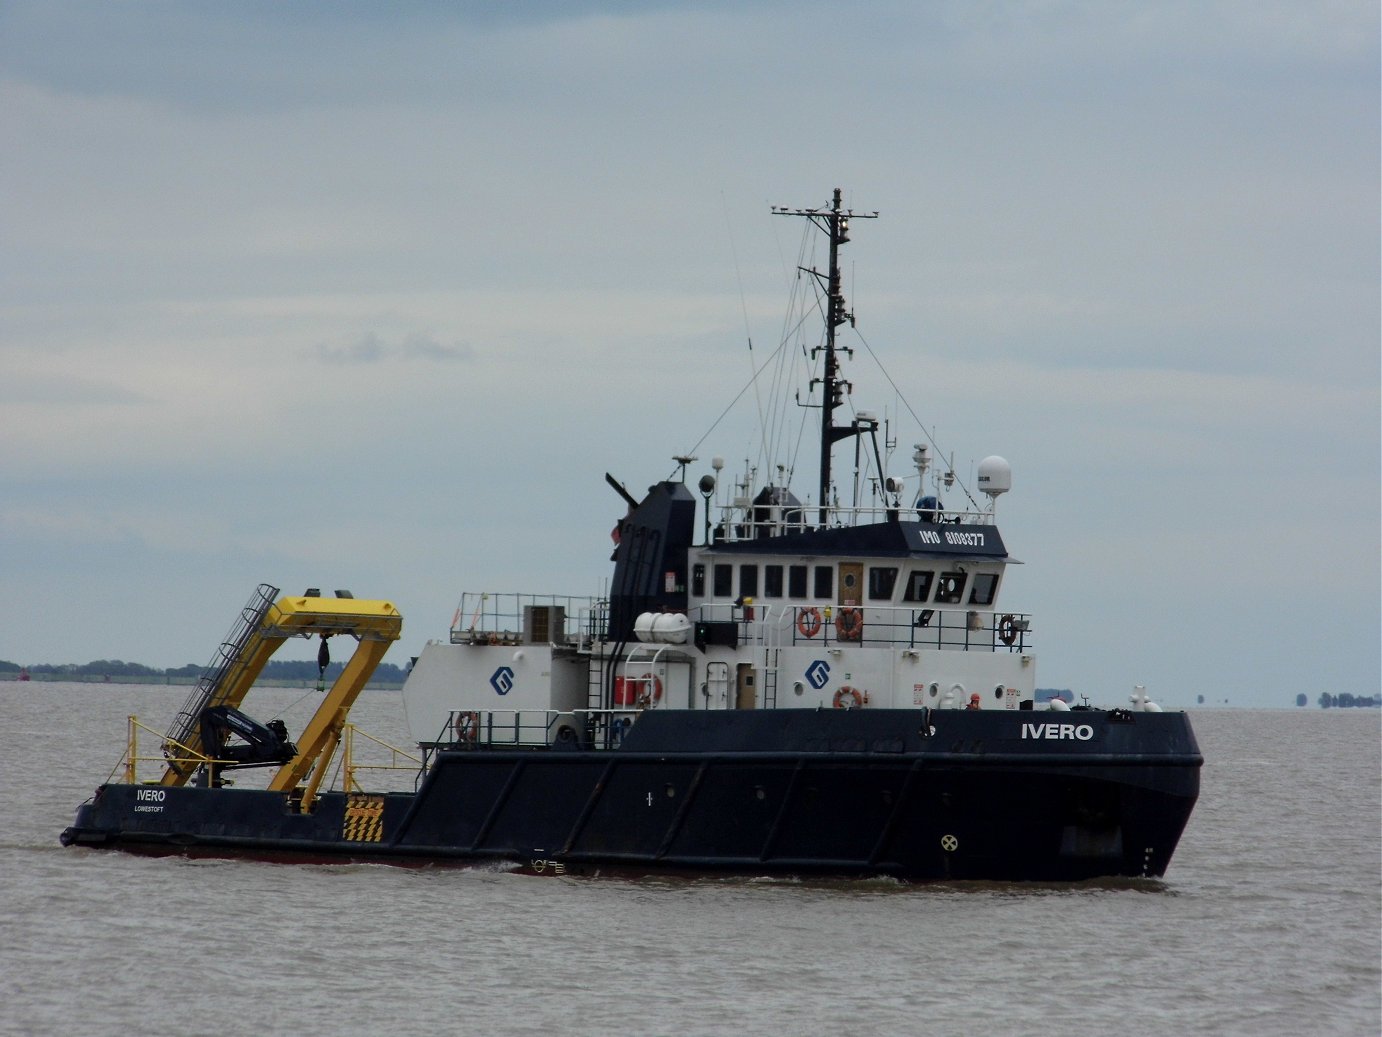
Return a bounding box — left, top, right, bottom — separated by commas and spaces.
0, 0, 1374, 699
311, 332, 473, 365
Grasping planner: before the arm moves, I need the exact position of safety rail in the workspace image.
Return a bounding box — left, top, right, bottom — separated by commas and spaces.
341, 723, 422, 793
692, 601, 1033, 652
114, 715, 423, 794
431, 707, 642, 754
710, 501, 996, 543
448, 592, 605, 648
116, 715, 227, 785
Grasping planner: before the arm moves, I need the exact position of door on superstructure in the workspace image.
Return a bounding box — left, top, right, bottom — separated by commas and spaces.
836, 561, 865, 642
735, 662, 756, 709
838, 563, 863, 606
705, 661, 730, 708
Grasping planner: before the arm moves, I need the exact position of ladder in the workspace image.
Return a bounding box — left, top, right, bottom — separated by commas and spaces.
162, 583, 279, 758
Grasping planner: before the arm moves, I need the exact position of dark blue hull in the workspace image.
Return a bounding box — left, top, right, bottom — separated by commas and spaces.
61, 709, 1202, 881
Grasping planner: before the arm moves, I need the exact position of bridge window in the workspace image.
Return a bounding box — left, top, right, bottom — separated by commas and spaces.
813, 565, 833, 599
903, 570, 934, 602
764, 565, 784, 598
789, 565, 808, 598
968, 573, 999, 606
934, 572, 967, 604
868, 566, 899, 600
739, 564, 759, 599
692, 564, 705, 597
713, 564, 732, 597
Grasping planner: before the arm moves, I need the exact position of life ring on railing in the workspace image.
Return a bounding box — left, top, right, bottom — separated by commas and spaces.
832, 686, 866, 710
835, 607, 863, 641
453, 711, 479, 744
635, 674, 664, 708
797, 607, 823, 638
999, 614, 1018, 646
615, 674, 663, 707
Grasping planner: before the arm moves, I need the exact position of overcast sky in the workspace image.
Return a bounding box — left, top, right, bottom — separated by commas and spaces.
1, 1, 1376, 707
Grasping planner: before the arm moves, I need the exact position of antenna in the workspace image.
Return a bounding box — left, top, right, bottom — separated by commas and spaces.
773, 189, 878, 526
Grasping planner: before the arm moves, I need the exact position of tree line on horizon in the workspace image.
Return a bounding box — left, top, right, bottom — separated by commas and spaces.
0, 658, 410, 683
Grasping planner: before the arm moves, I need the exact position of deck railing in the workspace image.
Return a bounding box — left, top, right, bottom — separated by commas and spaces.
709, 501, 995, 543
692, 601, 1032, 652
447, 592, 605, 648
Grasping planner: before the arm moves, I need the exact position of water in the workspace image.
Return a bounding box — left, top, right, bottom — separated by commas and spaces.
2, 683, 1378, 1036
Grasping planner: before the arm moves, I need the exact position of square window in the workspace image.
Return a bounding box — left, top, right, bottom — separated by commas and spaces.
713, 564, 733, 597
764, 565, 784, 598
903, 570, 934, 602
788, 565, 808, 598
813, 565, 833, 599
934, 572, 967, 604
739, 564, 759, 598
868, 567, 899, 600
968, 573, 999, 606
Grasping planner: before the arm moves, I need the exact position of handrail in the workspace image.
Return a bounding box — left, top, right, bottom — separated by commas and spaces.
116, 715, 230, 785
709, 501, 996, 542
691, 601, 1033, 652
341, 723, 422, 792
435, 707, 644, 752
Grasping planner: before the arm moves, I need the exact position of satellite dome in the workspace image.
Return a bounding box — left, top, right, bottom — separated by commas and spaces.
977, 456, 1012, 498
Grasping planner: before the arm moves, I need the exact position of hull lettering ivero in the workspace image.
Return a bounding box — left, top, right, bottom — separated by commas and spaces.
1021, 722, 1094, 741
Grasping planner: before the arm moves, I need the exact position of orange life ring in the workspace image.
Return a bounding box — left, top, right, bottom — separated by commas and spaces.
835, 607, 863, 641
615, 674, 664, 707
797, 607, 823, 638
453, 711, 479, 743
635, 674, 664, 708
999, 614, 1018, 646
832, 686, 865, 710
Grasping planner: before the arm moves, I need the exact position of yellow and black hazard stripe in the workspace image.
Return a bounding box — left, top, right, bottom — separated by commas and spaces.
342, 794, 385, 843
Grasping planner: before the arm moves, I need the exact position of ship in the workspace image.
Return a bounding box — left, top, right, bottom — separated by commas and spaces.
61, 190, 1202, 881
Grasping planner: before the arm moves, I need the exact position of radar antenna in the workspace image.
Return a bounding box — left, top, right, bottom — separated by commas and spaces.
772, 189, 879, 525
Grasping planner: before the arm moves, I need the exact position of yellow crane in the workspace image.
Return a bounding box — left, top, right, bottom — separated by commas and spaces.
158, 586, 402, 811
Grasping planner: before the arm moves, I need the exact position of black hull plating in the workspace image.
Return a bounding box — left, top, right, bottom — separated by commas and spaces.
61, 709, 1201, 882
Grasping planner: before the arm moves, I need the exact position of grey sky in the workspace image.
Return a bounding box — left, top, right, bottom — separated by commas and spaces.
1, 1, 1376, 706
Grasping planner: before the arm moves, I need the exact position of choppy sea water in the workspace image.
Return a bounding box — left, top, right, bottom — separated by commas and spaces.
1, 683, 1377, 1037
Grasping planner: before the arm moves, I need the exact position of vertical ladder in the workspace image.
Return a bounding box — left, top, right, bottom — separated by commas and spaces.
162, 584, 279, 756
760, 604, 785, 709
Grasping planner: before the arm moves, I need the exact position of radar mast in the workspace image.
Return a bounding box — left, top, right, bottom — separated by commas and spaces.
772, 188, 878, 525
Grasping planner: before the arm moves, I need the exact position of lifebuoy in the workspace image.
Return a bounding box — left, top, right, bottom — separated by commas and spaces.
998, 614, 1018, 646
832, 685, 866, 710
453, 711, 479, 743
797, 607, 823, 638
635, 673, 663, 708
614, 674, 664, 707
835, 607, 863, 641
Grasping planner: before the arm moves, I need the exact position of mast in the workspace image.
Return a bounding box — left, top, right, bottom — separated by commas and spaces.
773, 188, 878, 525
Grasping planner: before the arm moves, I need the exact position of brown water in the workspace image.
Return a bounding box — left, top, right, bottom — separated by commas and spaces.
2, 683, 1378, 1036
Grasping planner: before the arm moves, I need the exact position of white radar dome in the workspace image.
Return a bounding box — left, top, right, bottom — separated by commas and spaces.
977, 456, 1012, 498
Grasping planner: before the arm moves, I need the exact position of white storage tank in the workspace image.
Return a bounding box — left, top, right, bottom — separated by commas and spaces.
633, 611, 691, 644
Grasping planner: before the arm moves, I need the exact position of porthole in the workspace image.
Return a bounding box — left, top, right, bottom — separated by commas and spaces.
994, 684, 1005, 700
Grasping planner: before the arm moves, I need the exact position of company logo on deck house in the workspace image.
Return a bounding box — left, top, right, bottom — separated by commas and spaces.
1021, 722, 1094, 741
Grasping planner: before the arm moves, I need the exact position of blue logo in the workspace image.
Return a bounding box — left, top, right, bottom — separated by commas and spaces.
805, 659, 831, 690
490, 666, 514, 695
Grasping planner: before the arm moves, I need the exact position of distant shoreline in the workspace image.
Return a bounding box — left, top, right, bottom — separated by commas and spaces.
0, 674, 403, 690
